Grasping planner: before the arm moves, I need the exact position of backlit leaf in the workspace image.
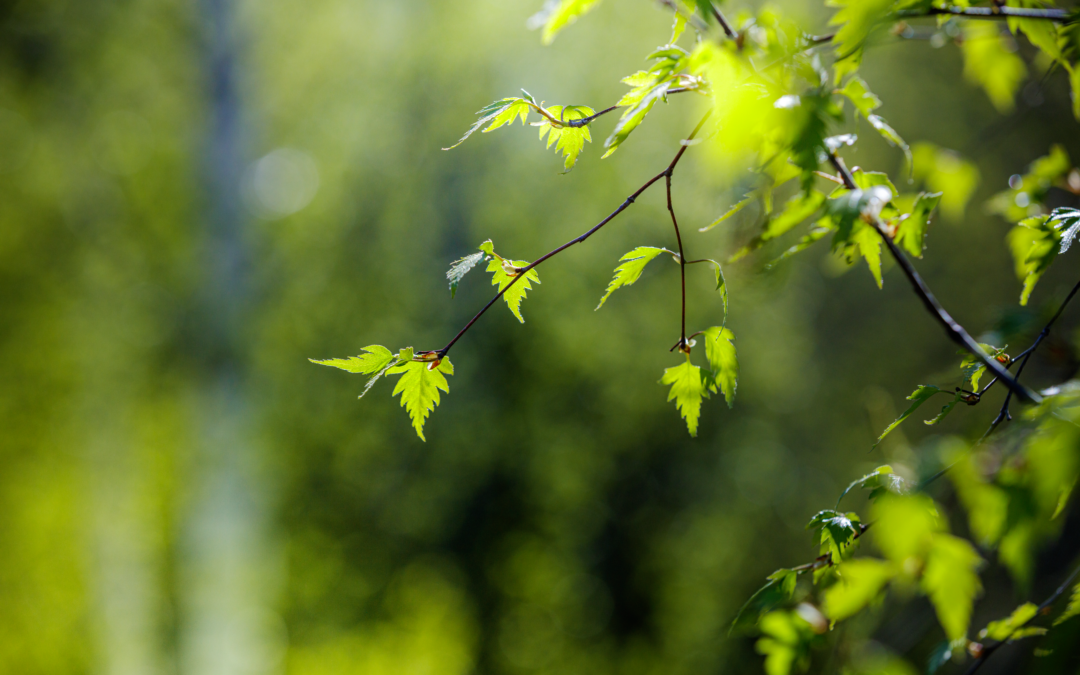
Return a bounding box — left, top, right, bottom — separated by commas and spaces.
867, 114, 912, 168
702, 326, 738, 406
529, 0, 603, 44
660, 359, 710, 437
310, 345, 399, 399
447, 251, 486, 298
961, 21, 1027, 113
487, 256, 541, 323
874, 385, 944, 448
895, 192, 942, 258
731, 569, 798, 634
980, 602, 1039, 641
536, 104, 596, 172
823, 558, 895, 621
922, 534, 983, 641
596, 246, 669, 309
838, 76, 882, 117
386, 357, 455, 441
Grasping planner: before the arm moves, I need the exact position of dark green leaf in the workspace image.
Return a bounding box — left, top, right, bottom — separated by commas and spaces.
730, 569, 798, 634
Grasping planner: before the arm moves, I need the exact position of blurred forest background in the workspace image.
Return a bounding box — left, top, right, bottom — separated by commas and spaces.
1, 0, 1079, 674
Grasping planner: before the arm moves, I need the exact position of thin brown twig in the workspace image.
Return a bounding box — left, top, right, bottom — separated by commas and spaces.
666, 172, 689, 347
436, 111, 713, 358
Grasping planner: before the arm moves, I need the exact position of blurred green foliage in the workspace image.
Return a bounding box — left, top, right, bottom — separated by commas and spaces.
2, 1, 1080, 674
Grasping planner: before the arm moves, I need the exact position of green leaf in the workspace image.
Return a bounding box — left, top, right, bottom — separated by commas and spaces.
871, 494, 942, 565
823, 558, 895, 621
701, 194, 754, 232
827, 185, 893, 245
1009, 215, 1060, 305
838, 76, 882, 117
756, 611, 814, 675
874, 385, 945, 448
921, 534, 983, 641
529, 0, 603, 44
730, 569, 798, 634
912, 144, 979, 221
1054, 582, 1080, 625
702, 326, 738, 406
596, 246, 669, 309
895, 192, 942, 258
770, 217, 836, 266
1009, 10, 1063, 64
961, 21, 1027, 113
828, 0, 894, 80
850, 222, 883, 288
447, 251, 486, 298
980, 602, 1040, 641
867, 114, 912, 168
808, 509, 862, 562
925, 391, 964, 426
988, 145, 1072, 223
603, 81, 671, 159
310, 345, 399, 399
444, 97, 530, 150
386, 357, 455, 441
536, 104, 596, 172
839, 465, 908, 504
730, 191, 827, 261
960, 343, 1007, 391
660, 359, 710, 437
1071, 65, 1080, 121
487, 256, 541, 323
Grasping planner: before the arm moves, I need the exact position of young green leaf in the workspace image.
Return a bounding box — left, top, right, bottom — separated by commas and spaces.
867, 114, 912, 168
922, 534, 983, 641
980, 602, 1041, 641
894, 192, 942, 259
874, 385, 945, 448
838, 465, 908, 504
913, 144, 979, 220
596, 246, 670, 310
960, 344, 1007, 391
603, 81, 671, 159
828, 0, 893, 81
487, 256, 541, 323
770, 217, 836, 266
838, 76, 882, 118
702, 326, 737, 407
1054, 582, 1080, 626
925, 391, 963, 426
536, 104, 595, 172
386, 357, 455, 442
808, 509, 862, 562
310, 345, 399, 398
444, 96, 531, 150
961, 21, 1027, 113
730, 191, 827, 262
660, 359, 710, 437
730, 569, 798, 635
447, 251, 486, 298
701, 193, 755, 232
529, 0, 603, 44
823, 558, 895, 621
850, 222, 883, 288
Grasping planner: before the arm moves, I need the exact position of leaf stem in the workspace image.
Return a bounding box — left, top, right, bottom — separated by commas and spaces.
827, 151, 1040, 405
436, 111, 713, 358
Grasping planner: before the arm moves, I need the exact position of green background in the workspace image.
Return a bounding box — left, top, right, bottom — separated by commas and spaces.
1, 1, 1079, 673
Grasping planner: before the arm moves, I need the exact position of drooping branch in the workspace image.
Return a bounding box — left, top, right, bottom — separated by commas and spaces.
666, 172, 689, 346
436, 111, 713, 358
826, 152, 1040, 404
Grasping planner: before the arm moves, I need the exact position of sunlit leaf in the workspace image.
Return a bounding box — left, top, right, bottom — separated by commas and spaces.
730, 191, 826, 261
1054, 582, 1080, 625
839, 465, 908, 503
731, 569, 798, 634
961, 21, 1027, 113
980, 602, 1040, 641
867, 114, 912, 168
808, 509, 861, 562
702, 326, 738, 406
310, 345, 399, 399
487, 255, 541, 323
447, 251, 486, 298
596, 246, 669, 309
823, 558, 895, 621
874, 385, 944, 448
386, 357, 455, 441
838, 76, 882, 117
922, 534, 983, 641
912, 144, 979, 221
660, 359, 710, 436
894, 192, 942, 258
536, 104, 596, 172
529, 0, 603, 44
701, 194, 755, 232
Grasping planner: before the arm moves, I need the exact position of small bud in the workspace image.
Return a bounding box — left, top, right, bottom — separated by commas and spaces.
968, 641, 984, 659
